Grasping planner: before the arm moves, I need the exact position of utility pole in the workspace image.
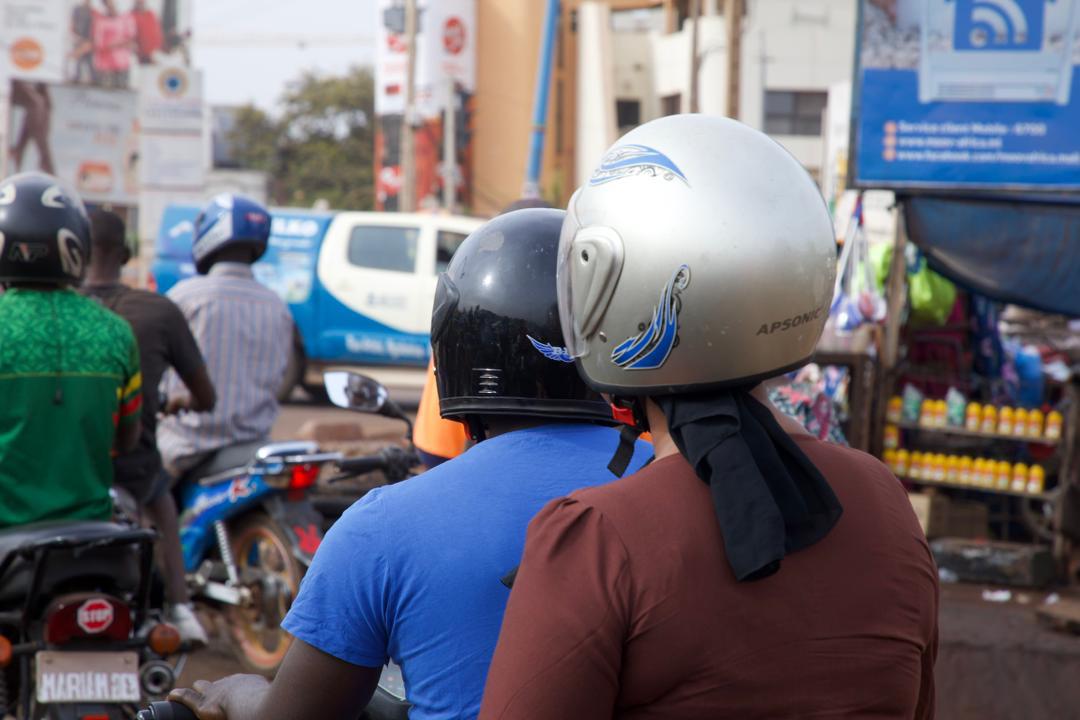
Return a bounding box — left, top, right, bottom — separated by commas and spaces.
443, 79, 456, 210
689, 0, 701, 113
724, 0, 743, 120
399, 0, 418, 212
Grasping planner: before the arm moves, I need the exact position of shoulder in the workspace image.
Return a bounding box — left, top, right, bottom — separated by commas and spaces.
795, 436, 908, 503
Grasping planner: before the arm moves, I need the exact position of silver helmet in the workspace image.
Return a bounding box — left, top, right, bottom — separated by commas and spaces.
557, 114, 837, 395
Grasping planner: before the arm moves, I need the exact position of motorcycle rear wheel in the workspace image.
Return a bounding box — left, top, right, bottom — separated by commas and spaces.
224, 513, 302, 675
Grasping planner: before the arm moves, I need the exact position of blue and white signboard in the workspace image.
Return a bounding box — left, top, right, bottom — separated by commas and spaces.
853, 0, 1080, 190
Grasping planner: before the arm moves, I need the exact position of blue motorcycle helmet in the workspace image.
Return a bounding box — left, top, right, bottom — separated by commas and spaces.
191, 193, 271, 274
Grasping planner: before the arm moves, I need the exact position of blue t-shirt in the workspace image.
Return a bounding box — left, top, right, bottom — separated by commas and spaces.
282, 424, 652, 720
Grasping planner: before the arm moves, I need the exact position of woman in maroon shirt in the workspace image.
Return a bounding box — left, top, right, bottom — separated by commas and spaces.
480, 115, 937, 719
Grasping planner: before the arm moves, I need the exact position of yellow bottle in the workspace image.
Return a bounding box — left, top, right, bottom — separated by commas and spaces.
936, 400, 949, 428
1011, 463, 1028, 493
884, 424, 900, 450
966, 402, 982, 432
1028, 465, 1046, 495
886, 396, 903, 424
973, 458, 987, 486
981, 405, 998, 434
910, 451, 924, 480
1027, 409, 1044, 438
996, 460, 1012, 490
883, 449, 897, 473
998, 407, 1014, 435
946, 455, 960, 483
1045, 411, 1063, 441
1013, 408, 1029, 437
958, 456, 973, 485
895, 448, 910, 477
919, 401, 935, 428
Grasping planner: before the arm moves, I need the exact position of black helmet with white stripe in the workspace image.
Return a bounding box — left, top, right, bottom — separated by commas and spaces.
0, 172, 91, 286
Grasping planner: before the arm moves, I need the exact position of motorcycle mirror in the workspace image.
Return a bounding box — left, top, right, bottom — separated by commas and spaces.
324, 371, 388, 413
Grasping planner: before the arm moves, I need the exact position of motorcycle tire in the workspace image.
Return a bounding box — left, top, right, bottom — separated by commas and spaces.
223, 512, 303, 675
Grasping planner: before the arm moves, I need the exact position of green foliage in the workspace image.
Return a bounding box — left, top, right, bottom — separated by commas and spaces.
228, 66, 375, 210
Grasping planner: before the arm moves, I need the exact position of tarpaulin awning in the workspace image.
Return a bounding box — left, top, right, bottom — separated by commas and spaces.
902, 195, 1080, 318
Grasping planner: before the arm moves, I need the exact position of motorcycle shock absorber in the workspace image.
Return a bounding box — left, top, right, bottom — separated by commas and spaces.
213, 520, 241, 586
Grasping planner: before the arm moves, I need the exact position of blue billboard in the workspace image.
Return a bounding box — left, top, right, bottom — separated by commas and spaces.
853, 0, 1080, 191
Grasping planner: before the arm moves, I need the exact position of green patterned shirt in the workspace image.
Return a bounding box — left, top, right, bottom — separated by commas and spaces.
0, 288, 142, 528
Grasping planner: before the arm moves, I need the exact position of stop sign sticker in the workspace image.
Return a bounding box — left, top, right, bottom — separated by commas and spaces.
77, 599, 114, 634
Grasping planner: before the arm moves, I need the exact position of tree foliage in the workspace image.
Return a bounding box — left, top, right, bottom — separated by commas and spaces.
228, 66, 375, 210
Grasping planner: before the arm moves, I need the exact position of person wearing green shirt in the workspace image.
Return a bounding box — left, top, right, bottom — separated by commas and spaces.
0, 172, 142, 528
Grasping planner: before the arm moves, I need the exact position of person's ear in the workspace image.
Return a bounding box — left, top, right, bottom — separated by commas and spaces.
120, 246, 132, 266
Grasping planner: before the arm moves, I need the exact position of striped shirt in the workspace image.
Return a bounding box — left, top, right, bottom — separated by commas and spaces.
158, 262, 293, 469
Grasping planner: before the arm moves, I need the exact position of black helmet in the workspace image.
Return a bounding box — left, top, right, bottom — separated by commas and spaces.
431, 208, 613, 426
0, 172, 91, 286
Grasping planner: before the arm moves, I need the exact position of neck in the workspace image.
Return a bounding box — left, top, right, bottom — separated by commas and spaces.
84, 268, 122, 286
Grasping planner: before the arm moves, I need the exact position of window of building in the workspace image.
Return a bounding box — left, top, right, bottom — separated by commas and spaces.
436, 230, 468, 273
661, 93, 682, 116
764, 90, 827, 136
347, 225, 419, 273
616, 99, 641, 132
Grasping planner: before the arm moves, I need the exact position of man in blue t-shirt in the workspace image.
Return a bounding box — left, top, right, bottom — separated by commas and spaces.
170, 209, 651, 720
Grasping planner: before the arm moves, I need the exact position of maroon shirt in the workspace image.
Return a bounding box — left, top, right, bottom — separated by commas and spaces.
480, 435, 938, 719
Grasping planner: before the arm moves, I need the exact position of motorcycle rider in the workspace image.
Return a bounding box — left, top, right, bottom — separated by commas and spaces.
169, 208, 653, 720
0, 172, 142, 528
156, 194, 293, 479
479, 115, 938, 719
82, 208, 217, 644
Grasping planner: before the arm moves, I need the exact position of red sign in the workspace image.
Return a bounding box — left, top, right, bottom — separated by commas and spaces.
76, 599, 114, 634
443, 17, 466, 55
387, 32, 407, 53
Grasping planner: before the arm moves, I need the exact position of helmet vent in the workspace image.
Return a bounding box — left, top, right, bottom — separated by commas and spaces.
474, 368, 503, 396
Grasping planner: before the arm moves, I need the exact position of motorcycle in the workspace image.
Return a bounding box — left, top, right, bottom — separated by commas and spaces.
322, 371, 416, 720
0, 521, 183, 719
172, 437, 342, 674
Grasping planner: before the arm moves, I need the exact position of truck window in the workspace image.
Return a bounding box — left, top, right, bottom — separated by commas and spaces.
348, 225, 419, 273
437, 230, 468, 273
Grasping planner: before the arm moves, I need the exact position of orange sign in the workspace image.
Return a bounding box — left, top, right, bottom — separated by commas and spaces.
10, 37, 44, 71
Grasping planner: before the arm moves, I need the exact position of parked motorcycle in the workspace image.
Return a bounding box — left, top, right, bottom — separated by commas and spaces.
0, 521, 183, 719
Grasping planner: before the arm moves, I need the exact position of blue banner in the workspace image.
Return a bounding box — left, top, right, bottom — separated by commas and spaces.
853, 0, 1080, 191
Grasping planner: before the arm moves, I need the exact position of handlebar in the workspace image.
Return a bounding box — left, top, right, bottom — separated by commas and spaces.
331, 446, 419, 484
137, 701, 197, 720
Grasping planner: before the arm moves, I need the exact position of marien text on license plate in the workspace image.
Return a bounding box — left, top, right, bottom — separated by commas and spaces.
36, 651, 140, 703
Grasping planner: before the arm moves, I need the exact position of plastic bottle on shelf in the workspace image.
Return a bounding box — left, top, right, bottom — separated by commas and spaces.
966, 402, 982, 432
895, 448, 910, 477
946, 455, 959, 483
910, 451, 924, 480
1027, 409, 1044, 438
998, 407, 1014, 436
883, 425, 900, 450
1011, 463, 1028, 493
1028, 465, 1046, 495
1013, 408, 1029, 438
883, 449, 897, 473
887, 396, 903, 424
919, 401, 935, 428
980, 405, 998, 434
958, 456, 973, 485
995, 460, 1012, 491
1045, 411, 1063, 441
935, 400, 948, 428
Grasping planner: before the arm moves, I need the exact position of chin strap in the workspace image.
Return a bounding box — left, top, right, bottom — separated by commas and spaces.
607, 397, 649, 477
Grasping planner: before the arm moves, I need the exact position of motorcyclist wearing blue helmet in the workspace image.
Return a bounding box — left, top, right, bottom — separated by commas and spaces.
157, 193, 293, 503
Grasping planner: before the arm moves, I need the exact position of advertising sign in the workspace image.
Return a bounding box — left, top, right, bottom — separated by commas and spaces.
375, 0, 476, 118
1, 1, 192, 89
8, 80, 138, 204
853, 0, 1080, 190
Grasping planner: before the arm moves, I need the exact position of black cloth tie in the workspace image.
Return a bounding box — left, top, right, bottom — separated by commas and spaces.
655, 389, 843, 582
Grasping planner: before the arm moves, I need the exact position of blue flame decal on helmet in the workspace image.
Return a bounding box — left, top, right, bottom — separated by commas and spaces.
588, 144, 688, 186
527, 335, 574, 363
612, 265, 691, 371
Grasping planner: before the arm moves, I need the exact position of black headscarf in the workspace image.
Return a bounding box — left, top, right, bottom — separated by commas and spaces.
654, 389, 843, 582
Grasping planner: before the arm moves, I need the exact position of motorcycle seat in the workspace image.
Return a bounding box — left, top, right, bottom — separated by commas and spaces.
182, 440, 268, 484
0, 520, 144, 607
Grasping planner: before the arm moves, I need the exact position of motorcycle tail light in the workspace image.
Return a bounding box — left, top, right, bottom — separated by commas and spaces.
45, 594, 132, 645
81, 715, 110, 720
0, 634, 11, 668
148, 622, 182, 656
289, 463, 320, 490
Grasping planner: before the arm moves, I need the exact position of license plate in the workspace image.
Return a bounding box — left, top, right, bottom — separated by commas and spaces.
35, 651, 140, 704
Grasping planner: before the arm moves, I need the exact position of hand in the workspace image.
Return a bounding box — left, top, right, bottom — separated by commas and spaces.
162, 395, 193, 416
168, 674, 270, 720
